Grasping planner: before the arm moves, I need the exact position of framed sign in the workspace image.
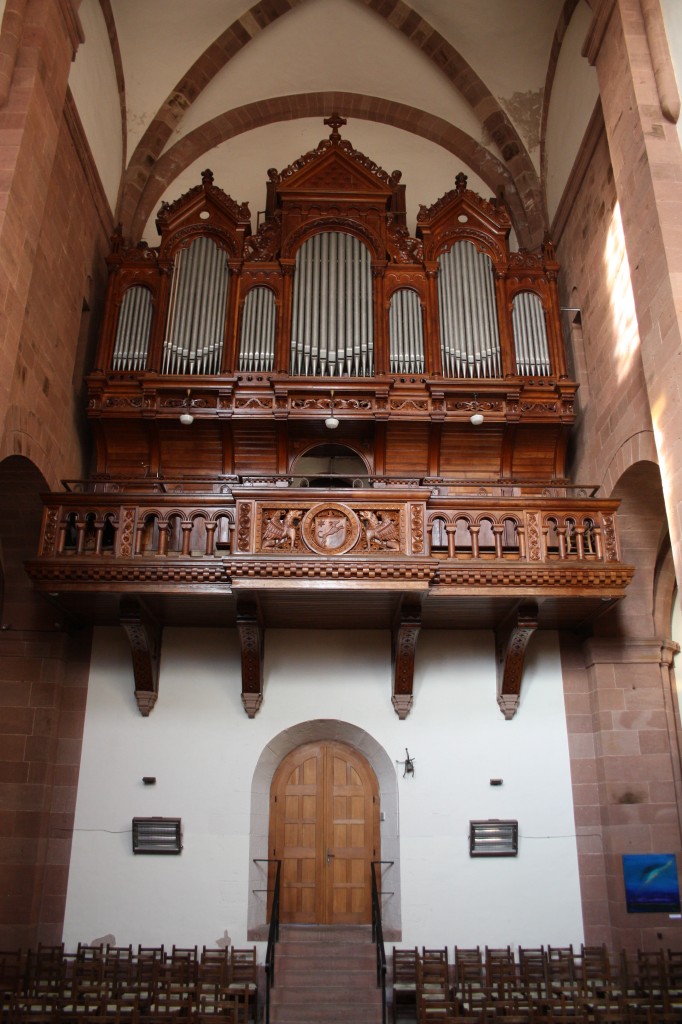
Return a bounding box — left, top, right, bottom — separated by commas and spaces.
622, 854, 680, 913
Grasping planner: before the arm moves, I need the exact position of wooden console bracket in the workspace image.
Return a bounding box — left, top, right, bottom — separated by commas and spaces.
392, 598, 422, 719
120, 597, 162, 717
495, 602, 539, 720
237, 600, 264, 718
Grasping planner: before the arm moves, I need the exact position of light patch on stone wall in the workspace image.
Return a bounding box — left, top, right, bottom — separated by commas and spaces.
498, 88, 544, 155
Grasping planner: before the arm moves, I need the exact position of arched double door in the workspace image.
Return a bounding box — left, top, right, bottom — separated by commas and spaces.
269, 740, 380, 924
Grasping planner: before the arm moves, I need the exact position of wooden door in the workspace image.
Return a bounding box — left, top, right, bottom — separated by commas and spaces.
269, 740, 379, 924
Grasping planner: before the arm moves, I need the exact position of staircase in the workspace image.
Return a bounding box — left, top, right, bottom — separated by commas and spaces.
268, 925, 383, 1024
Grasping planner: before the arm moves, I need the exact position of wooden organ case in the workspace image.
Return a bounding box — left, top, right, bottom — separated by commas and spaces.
28, 116, 633, 719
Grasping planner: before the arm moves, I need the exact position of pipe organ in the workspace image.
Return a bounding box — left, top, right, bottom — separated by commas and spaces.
100, 128, 564, 389
30, 116, 632, 720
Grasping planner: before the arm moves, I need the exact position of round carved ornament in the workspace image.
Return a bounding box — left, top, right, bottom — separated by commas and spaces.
301, 503, 361, 555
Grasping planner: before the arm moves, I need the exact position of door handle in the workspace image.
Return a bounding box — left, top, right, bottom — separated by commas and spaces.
327, 847, 334, 864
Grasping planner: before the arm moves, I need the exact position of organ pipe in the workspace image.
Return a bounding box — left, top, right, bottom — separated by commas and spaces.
512, 292, 551, 375
290, 231, 373, 376
239, 286, 276, 372
162, 236, 229, 375
437, 240, 501, 378
389, 289, 424, 374
112, 285, 152, 371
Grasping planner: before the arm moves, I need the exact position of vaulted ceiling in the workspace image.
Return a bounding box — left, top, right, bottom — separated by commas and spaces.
70, 0, 598, 249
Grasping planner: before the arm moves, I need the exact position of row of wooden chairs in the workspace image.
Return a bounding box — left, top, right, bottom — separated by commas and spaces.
391, 944, 682, 1023
0, 944, 258, 1023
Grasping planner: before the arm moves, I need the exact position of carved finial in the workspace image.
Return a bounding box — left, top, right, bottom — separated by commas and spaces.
324, 112, 347, 141
542, 234, 556, 261
201, 168, 214, 187
455, 171, 468, 192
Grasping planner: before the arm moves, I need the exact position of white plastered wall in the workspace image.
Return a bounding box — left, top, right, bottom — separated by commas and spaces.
545, 1, 599, 223
68, 0, 123, 215
63, 625, 584, 952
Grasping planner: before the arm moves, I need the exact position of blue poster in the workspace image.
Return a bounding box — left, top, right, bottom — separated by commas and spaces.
623, 854, 681, 913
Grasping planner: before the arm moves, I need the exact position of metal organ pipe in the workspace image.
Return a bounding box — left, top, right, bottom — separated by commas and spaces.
112, 285, 152, 371
162, 236, 229, 375
437, 240, 501, 378
389, 289, 424, 374
290, 231, 373, 376
512, 292, 551, 375
239, 287, 276, 372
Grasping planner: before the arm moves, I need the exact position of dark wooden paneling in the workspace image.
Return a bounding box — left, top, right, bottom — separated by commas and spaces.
233, 422, 279, 474
158, 421, 224, 477
384, 423, 429, 474
102, 422, 152, 476
510, 426, 561, 479
440, 425, 505, 477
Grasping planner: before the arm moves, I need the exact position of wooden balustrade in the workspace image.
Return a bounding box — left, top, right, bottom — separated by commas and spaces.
37, 485, 621, 566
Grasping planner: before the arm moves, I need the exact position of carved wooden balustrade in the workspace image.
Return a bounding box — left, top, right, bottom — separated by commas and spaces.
27, 479, 632, 722
31, 480, 628, 581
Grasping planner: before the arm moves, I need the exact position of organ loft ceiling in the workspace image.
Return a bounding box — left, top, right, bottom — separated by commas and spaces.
71, 0, 594, 252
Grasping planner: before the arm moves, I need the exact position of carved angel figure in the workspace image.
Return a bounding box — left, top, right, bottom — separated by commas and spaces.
262, 509, 302, 550
359, 510, 400, 551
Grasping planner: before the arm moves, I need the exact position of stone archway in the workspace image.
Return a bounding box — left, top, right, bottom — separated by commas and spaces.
247, 719, 401, 939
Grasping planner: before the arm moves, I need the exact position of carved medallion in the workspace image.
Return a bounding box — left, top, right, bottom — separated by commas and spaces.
302, 503, 361, 555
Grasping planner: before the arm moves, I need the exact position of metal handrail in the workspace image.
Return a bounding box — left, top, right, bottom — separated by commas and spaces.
254, 858, 281, 1024
371, 860, 394, 1024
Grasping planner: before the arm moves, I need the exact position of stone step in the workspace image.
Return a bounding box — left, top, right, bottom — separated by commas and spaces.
276, 945, 376, 965
269, 925, 382, 1024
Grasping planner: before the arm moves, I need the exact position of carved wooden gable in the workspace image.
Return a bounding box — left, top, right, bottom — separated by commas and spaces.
156, 168, 252, 261
417, 173, 512, 266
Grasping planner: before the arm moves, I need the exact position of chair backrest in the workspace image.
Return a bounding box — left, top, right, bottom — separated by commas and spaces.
393, 947, 418, 984
422, 947, 449, 965
230, 947, 257, 984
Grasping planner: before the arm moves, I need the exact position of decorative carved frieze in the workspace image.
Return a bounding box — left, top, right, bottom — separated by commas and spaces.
495, 602, 539, 720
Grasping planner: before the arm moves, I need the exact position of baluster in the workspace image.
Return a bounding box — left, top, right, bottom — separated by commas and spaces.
557, 526, 567, 560
574, 527, 585, 559
181, 522, 192, 556
446, 524, 456, 559
205, 522, 217, 556
157, 523, 170, 556
593, 525, 603, 560
517, 525, 527, 560
469, 525, 480, 559
492, 525, 504, 558
75, 521, 87, 555
94, 521, 104, 555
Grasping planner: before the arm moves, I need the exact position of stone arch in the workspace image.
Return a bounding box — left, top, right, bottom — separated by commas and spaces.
608, 459, 668, 638
599, 430, 658, 499
120, 1, 540, 243
247, 719, 401, 938
128, 95, 530, 247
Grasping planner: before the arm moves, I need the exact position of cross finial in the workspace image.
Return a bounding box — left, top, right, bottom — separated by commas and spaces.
324, 112, 347, 141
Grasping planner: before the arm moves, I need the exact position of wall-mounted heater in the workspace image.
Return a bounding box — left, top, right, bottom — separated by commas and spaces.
469, 819, 518, 857
132, 817, 183, 855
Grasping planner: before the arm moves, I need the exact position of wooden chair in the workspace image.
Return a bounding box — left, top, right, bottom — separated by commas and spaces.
392, 947, 418, 1023
416, 956, 452, 1017
199, 947, 230, 987
228, 948, 257, 1023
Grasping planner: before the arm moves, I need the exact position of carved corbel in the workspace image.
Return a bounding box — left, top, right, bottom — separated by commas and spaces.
495, 602, 539, 720
391, 599, 422, 719
120, 597, 162, 717
237, 600, 263, 718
